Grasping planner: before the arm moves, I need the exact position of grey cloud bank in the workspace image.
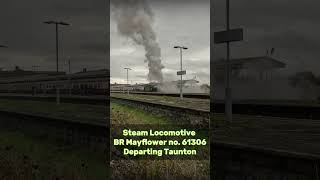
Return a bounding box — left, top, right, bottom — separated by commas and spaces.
0, 0, 108, 72
111, 0, 210, 84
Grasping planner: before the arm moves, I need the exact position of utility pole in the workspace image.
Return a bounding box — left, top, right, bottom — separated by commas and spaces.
174, 46, 188, 100
44, 21, 70, 72
68, 59, 71, 74
67, 59, 71, 95
44, 20, 70, 104
225, 0, 232, 122
214, 0, 244, 123
0, 45, 8, 72
124, 67, 131, 95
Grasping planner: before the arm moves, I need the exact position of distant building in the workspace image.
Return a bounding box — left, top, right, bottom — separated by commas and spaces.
110, 79, 201, 93
110, 83, 128, 91
169, 79, 200, 88
213, 56, 286, 82
131, 84, 145, 91
0, 66, 65, 78
213, 55, 320, 100
213, 56, 294, 100
0, 68, 109, 95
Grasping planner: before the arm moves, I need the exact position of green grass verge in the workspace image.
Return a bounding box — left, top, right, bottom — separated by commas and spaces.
0, 129, 108, 180
111, 102, 170, 124
110, 103, 209, 179
0, 99, 106, 123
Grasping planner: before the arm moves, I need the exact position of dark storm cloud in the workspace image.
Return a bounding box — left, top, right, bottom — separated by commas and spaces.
214, 0, 320, 26
0, 0, 108, 72
232, 0, 320, 23
80, 41, 108, 54
213, 0, 320, 74
260, 29, 320, 53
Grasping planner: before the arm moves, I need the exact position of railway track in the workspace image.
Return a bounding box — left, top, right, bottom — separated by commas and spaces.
111, 93, 320, 120
0, 109, 109, 151
0, 94, 320, 178
111, 91, 210, 99
110, 94, 320, 125
1, 92, 320, 119
111, 95, 320, 155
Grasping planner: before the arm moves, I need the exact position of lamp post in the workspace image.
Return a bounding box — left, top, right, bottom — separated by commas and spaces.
43, 21, 70, 72
43, 20, 70, 104
174, 46, 188, 100
68, 59, 71, 74
0, 45, 8, 71
0, 45, 8, 73
124, 67, 132, 95
65, 58, 72, 95
225, 0, 232, 123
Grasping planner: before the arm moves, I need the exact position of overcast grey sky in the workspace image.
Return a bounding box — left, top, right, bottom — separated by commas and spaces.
213, 0, 320, 75
111, 0, 210, 84
0, 0, 108, 73
1, 0, 320, 79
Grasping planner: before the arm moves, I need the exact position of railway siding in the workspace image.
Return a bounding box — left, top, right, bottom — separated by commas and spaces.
111, 96, 209, 126
0, 95, 320, 178
0, 110, 109, 151
111, 93, 210, 111
111, 94, 320, 156
110, 95, 320, 178
212, 141, 320, 179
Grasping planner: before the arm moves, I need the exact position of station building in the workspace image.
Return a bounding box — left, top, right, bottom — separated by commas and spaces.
213, 56, 320, 100
0, 66, 109, 95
